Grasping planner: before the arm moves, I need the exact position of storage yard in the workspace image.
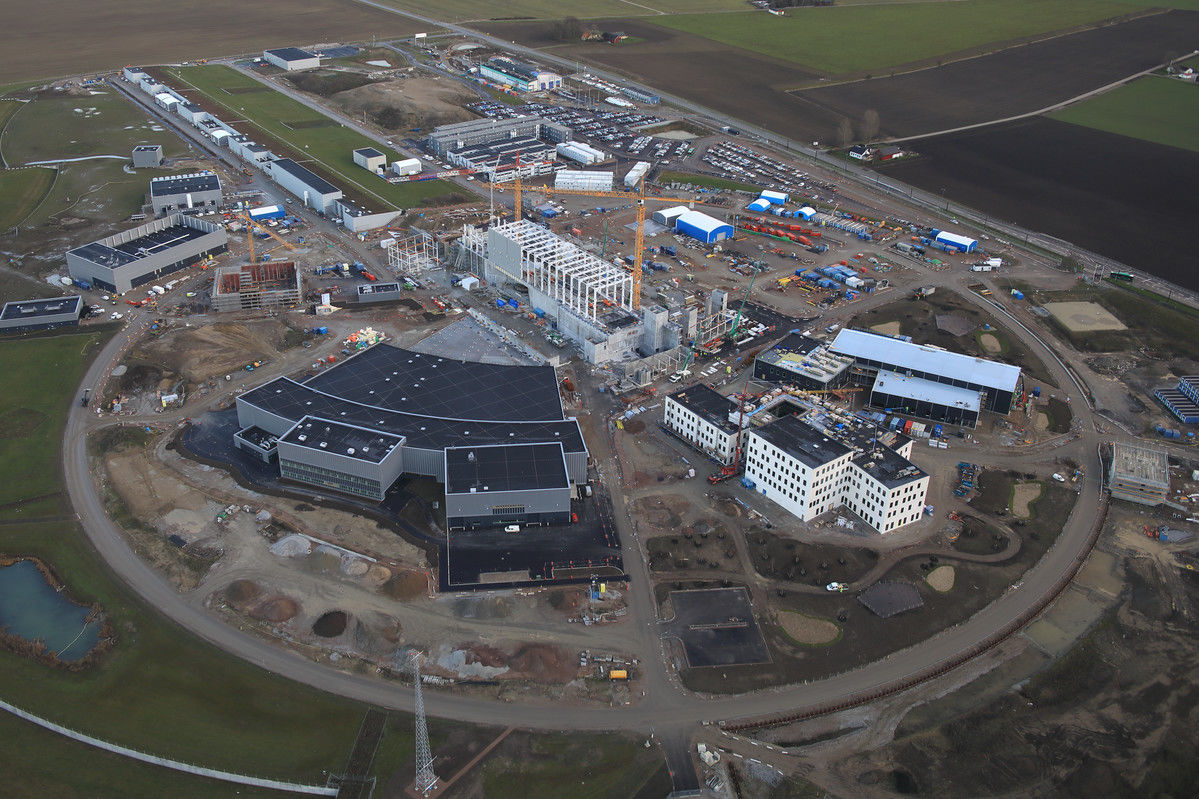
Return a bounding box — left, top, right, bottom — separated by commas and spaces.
7, 5, 1199, 796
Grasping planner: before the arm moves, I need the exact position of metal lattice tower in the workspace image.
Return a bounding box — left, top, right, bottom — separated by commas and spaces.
410, 651, 438, 794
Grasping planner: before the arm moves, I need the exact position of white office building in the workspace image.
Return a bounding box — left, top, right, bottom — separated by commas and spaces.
663, 385, 747, 465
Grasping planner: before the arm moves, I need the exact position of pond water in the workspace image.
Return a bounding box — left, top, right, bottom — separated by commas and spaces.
0, 560, 101, 661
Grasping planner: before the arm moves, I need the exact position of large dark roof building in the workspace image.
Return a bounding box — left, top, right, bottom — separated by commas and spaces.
235, 344, 587, 518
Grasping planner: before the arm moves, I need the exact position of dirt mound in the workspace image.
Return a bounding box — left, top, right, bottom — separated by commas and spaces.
250, 595, 300, 622
381, 569, 426, 600
508, 643, 575, 683
331, 78, 477, 131
631, 494, 690, 529
286, 69, 373, 97
136, 320, 296, 383
223, 579, 260, 607
313, 610, 348, 637
465, 645, 507, 669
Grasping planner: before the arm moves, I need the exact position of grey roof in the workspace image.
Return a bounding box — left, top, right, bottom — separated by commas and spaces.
444, 442, 568, 494
68, 221, 213, 269
831, 328, 1021, 392
0, 295, 82, 320
271, 158, 339, 196
668, 385, 740, 433
149, 172, 221, 197
852, 447, 927, 489
354, 147, 385, 159
265, 47, 317, 62
751, 414, 851, 469
872, 370, 982, 412
133, 144, 162, 152
280, 417, 403, 463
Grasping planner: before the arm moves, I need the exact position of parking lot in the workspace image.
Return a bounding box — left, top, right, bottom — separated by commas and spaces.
663, 587, 770, 668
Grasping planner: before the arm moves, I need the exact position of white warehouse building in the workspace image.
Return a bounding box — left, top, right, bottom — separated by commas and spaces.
263, 47, 321, 71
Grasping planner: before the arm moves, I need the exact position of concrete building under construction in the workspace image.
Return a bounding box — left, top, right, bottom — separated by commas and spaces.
1109, 441, 1169, 506
211, 261, 302, 312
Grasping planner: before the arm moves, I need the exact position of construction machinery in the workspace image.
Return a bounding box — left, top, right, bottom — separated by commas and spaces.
242, 213, 297, 263
514, 167, 713, 310
709, 376, 754, 484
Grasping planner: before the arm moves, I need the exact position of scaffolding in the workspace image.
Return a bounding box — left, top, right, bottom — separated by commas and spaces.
386, 229, 440, 277
487, 220, 632, 323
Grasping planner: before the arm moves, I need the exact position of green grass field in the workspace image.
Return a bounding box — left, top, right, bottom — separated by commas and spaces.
381, 0, 748, 22
653, 0, 1139, 74
165, 65, 459, 209
0, 167, 54, 230
1050, 75, 1199, 153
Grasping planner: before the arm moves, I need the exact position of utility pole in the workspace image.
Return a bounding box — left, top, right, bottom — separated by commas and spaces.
410, 651, 438, 795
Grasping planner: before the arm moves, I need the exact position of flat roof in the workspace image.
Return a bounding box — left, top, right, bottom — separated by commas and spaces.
758, 333, 853, 384
872, 370, 982, 412
1111, 441, 1169, 487
354, 147, 385, 159
0, 295, 82, 320
445, 442, 569, 494
831, 328, 1021, 392
271, 158, 340, 196
149, 172, 220, 197
852, 446, 927, 489
668, 385, 740, 434
265, 47, 317, 61
752, 414, 851, 469
239, 376, 585, 454
304, 344, 564, 422
133, 144, 162, 152
69, 222, 213, 269
280, 416, 403, 464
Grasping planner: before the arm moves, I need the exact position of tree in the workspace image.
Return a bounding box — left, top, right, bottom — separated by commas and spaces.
549, 16, 583, 41
860, 109, 880, 142
835, 117, 854, 148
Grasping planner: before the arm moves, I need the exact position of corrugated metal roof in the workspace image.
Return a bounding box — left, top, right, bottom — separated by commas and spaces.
872, 370, 981, 411
832, 328, 1020, 391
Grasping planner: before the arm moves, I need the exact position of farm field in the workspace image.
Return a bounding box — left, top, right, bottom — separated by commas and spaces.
0, 167, 55, 230
788, 10, 1199, 140
653, 0, 1141, 75
382, 0, 748, 21
3, 0, 425, 84
1050, 75, 1199, 153
880, 118, 1199, 289
163, 65, 459, 208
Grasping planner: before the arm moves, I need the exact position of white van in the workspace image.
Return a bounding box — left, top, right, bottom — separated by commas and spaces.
504, 524, 521, 533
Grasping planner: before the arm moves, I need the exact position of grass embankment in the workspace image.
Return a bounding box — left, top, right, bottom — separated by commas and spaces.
163, 65, 460, 208
654, 0, 1140, 74
1052, 76, 1199, 153
0, 167, 54, 230
0, 332, 371, 787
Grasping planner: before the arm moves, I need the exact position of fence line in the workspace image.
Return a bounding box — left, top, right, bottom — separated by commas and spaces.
0, 698, 337, 796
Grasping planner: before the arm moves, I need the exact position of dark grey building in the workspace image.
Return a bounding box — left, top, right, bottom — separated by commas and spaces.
149, 172, 222, 215
0, 295, 82, 333
233, 344, 588, 514
426, 116, 571, 158
754, 331, 853, 390
66, 214, 228, 293
444, 443, 572, 529
132, 144, 163, 168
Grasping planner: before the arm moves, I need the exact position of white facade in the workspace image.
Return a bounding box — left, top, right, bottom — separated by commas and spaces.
391, 158, 422, 176
555, 169, 613, 192
625, 161, 651, 189
353, 148, 387, 172
663, 394, 740, 465
556, 142, 606, 165
652, 205, 689, 226
263, 48, 320, 71
744, 418, 929, 534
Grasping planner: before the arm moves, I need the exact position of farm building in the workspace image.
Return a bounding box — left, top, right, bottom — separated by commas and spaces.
933, 231, 978, 253
1108, 442, 1169, 506
211, 261, 302, 312
131, 144, 163, 168
675, 210, 734, 244
830, 328, 1022, 415
263, 47, 320, 71
234, 344, 587, 513
869, 370, 982, 429
426, 116, 570, 157
443, 443, 573, 530
753, 332, 852, 390
352, 147, 387, 173
663, 385, 747, 465
66, 214, 227, 294
149, 172, 222, 216
878, 146, 905, 161
0, 296, 83, 334
266, 158, 343, 214
479, 57, 561, 92
848, 145, 872, 160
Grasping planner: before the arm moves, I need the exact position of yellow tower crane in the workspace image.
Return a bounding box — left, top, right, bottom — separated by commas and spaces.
512, 165, 714, 311
242, 213, 298, 264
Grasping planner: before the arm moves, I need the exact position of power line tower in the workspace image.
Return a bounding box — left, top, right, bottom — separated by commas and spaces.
410, 651, 439, 795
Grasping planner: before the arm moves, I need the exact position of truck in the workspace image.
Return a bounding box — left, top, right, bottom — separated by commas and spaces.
80, 388, 91, 407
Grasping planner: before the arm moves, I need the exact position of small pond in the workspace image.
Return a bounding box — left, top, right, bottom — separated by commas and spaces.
0, 559, 101, 661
